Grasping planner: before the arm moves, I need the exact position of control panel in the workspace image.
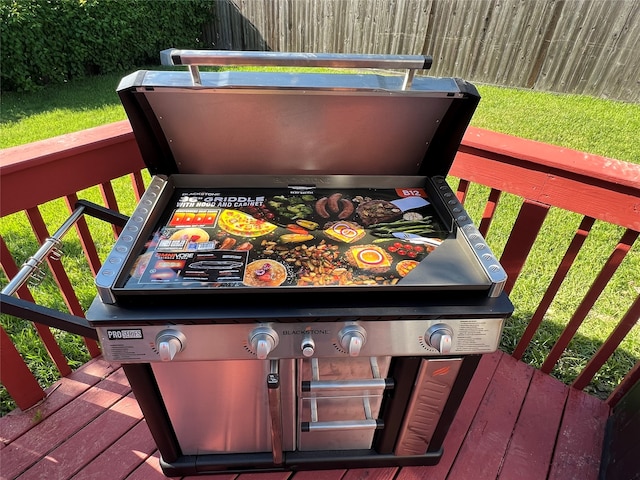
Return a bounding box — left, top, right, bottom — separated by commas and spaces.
96, 317, 504, 363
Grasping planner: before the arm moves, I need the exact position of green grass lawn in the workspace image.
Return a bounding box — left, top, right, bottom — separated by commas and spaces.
1, 70, 639, 415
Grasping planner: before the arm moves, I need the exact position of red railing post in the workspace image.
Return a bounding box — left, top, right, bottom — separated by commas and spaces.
607, 361, 640, 408
541, 229, 639, 374
573, 295, 640, 391
64, 193, 103, 277
512, 216, 596, 360
499, 199, 550, 294
24, 207, 101, 358
1, 236, 72, 377
0, 327, 45, 410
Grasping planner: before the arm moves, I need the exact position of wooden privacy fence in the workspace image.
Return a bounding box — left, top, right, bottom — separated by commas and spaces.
0, 120, 638, 414
202, 0, 640, 102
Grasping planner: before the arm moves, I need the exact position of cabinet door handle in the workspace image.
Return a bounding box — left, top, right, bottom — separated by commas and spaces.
301, 419, 384, 432
301, 378, 394, 392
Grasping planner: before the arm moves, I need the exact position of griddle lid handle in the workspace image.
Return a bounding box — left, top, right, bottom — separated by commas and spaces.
161, 49, 432, 71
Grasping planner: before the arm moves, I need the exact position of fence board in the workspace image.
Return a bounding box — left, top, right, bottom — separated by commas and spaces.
538, 0, 640, 100
203, 0, 640, 102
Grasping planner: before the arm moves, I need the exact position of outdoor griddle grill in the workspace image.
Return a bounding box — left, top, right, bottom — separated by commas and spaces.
5, 51, 514, 477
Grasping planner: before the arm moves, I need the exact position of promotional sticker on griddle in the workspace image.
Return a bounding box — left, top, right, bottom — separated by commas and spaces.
137, 250, 251, 284
125, 185, 449, 289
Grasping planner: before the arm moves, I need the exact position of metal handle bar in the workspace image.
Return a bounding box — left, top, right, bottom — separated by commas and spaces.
1, 201, 128, 340
301, 378, 394, 392
160, 49, 432, 89
301, 419, 383, 432
0, 294, 99, 340
161, 49, 432, 70
2, 206, 87, 297
2, 201, 128, 297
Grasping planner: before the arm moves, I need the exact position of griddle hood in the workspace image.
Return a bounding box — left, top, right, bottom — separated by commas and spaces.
117, 53, 479, 178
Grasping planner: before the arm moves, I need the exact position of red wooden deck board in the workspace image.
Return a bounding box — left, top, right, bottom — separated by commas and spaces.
122, 451, 168, 480
0, 366, 130, 479
235, 474, 291, 480
0, 351, 609, 480
0, 358, 118, 444
497, 370, 569, 480
446, 353, 534, 480
290, 470, 346, 480
341, 468, 397, 480
15, 393, 142, 479
70, 420, 156, 480
183, 474, 239, 480
548, 387, 610, 480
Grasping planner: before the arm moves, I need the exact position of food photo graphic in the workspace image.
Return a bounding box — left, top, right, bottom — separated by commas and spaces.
126, 186, 447, 290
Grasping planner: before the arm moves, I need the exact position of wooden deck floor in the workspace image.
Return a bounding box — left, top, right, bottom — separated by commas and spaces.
0, 350, 610, 480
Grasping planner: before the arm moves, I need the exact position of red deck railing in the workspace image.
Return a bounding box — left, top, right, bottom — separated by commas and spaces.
1, 120, 639, 414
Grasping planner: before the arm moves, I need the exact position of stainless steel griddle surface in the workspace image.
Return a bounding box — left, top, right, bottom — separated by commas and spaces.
95, 175, 505, 304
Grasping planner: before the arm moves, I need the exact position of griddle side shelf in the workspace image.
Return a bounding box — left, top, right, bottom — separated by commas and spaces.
0, 200, 128, 340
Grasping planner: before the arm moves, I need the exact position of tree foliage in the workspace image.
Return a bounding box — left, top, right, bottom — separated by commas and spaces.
1, 0, 213, 92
